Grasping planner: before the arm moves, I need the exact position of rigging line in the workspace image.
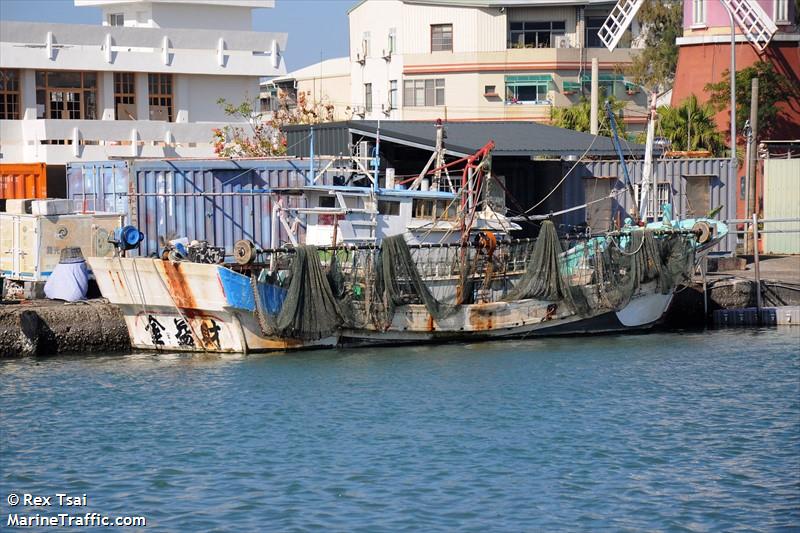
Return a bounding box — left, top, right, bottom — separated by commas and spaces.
519, 186, 633, 220
607, 233, 646, 256
521, 132, 600, 216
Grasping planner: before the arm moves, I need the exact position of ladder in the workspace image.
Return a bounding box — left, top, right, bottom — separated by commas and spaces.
721, 0, 778, 52
598, 0, 644, 52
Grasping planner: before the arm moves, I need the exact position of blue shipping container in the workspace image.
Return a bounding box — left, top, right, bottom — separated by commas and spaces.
68, 158, 316, 258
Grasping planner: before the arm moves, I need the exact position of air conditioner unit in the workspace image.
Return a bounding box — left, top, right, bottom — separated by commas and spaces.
356, 140, 371, 160
555, 36, 570, 48
382, 102, 392, 115
353, 105, 366, 117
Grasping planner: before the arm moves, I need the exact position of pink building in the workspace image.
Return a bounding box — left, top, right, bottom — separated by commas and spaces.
672, 0, 799, 225
672, 0, 799, 140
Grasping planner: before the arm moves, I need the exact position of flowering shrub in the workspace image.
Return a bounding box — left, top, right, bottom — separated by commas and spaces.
213, 92, 336, 158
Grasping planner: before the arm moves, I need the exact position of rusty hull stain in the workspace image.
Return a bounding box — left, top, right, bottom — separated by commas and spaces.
469, 302, 499, 331
160, 260, 197, 309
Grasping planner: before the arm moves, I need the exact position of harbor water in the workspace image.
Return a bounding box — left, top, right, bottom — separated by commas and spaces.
2, 329, 798, 531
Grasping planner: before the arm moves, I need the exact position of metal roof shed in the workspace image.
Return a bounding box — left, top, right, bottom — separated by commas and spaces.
284, 120, 646, 159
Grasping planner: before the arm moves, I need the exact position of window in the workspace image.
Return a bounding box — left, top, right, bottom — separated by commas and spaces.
635, 183, 672, 217
431, 24, 453, 52
364, 83, 372, 113
114, 72, 136, 120
148, 73, 173, 121
774, 0, 789, 22
580, 73, 622, 97
378, 200, 400, 216
35, 70, 98, 120
412, 199, 457, 220
361, 31, 370, 57
0, 69, 21, 120
108, 13, 124, 26
508, 21, 565, 49
692, 0, 705, 25
505, 75, 552, 104
585, 17, 606, 48
403, 79, 445, 107
388, 28, 397, 53
389, 80, 398, 109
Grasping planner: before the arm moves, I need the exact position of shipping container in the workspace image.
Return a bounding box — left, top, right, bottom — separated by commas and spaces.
569, 158, 737, 254
66, 160, 130, 214
0, 163, 47, 199
68, 159, 317, 258
0, 212, 124, 281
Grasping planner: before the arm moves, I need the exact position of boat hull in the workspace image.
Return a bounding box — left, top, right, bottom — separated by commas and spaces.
88, 257, 673, 353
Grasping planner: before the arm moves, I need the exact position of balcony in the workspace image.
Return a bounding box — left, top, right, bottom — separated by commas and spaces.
0, 21, 287, 77
403, 48, 638, 76
1, 118, 238, 164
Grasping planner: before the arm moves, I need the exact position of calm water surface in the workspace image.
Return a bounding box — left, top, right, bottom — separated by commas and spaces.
2, 329, 799, 531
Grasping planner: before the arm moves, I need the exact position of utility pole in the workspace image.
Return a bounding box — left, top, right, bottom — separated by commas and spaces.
747, 77, 759, 218
590, 58, 599, 135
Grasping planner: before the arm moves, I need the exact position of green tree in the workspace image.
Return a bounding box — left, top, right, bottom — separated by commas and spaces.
550, 96, 627, 138
626, 0, 683, 92
651, 95, 725, 155
704, 61, 798, 139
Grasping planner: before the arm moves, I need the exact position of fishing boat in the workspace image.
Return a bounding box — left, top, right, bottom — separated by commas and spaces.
88, 118, 727, 353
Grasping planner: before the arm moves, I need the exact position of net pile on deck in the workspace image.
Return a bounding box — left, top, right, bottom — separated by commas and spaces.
590, 229, 695, 311
249, 221, 696, 339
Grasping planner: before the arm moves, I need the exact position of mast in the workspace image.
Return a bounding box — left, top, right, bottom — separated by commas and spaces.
605, 100, 640, 222
639, 91, 657, 221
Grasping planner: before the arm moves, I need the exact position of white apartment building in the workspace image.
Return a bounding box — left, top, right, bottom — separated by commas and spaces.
265, 56, 351, 120
348, 0, 648, 127
0, 0, 287, 165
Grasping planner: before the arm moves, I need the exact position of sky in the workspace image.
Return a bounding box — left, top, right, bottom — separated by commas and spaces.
0, 0, 352, 71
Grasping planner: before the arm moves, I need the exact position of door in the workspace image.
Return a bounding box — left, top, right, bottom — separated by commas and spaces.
763, 159, 800, 254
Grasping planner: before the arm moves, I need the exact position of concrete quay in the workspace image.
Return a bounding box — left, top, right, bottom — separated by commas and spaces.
0, 299, 129, 358
667, 256, 800, 328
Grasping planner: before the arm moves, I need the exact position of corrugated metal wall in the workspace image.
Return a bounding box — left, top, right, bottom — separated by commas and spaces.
763, 158, 800, 254
0, 163, 47, 199
67, 160, 129, 214
567, 158, 736, 253
284, 123, 352, 158
68, 159, 315, 258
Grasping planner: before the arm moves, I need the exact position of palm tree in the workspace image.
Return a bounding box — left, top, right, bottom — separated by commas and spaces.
655, 95, 724, 155
550, 96, 627, 138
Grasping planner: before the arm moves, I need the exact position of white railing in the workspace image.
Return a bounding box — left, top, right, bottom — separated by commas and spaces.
0, 21, 287, 75
3, 118, 239, 163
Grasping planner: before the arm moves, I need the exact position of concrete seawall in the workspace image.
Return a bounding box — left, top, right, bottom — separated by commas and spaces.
0, 300, 130, 358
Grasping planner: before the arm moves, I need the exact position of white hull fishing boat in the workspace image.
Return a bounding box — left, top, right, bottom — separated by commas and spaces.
89, 123, 728, 353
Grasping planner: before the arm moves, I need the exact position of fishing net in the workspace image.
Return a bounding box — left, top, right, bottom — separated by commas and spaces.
252, 245, 351, 340
378, 235, 460, 323
594, 230, 695, 311
248, 225, 696, 339
502, 221, 590, 315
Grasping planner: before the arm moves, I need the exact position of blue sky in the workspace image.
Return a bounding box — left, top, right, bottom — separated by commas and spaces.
0, 0, 352, 71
